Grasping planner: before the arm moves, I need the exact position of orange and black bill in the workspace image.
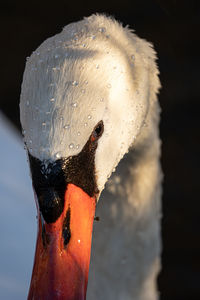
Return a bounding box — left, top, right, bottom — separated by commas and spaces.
28, 183, 96, 300
27, 122, 104, 299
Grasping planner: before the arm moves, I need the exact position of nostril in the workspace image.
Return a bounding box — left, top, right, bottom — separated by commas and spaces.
62, 207, 71, 247
40, 214, 50, 247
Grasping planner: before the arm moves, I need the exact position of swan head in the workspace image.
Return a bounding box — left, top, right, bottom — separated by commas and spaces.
20, 14, 160, 300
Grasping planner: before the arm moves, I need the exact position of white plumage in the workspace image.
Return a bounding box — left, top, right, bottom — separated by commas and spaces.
20, 14, 162, 300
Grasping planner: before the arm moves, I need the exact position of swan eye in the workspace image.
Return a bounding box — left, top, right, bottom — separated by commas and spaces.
92, 120, 104, 140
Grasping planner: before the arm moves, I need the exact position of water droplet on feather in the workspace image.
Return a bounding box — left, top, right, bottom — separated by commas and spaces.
71, 102, 78, 108
64, 124, 70, 129
99, 27, 106, 33
56, 152, 61, 159
69, 143, 74, 149
72, 81, 78, 86
131, 55, 135, 61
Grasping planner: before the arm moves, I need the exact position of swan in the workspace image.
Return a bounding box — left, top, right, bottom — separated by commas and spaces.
20, 14, 162, 300
0, 113, 36, 300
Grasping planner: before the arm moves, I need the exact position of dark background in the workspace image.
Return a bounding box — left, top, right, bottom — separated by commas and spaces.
0, 0, 200, 299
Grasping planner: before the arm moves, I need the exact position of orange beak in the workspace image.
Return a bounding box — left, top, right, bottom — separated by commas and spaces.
28, 183, 96, 300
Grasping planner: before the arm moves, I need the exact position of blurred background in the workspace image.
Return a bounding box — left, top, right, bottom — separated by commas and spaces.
0, 0, 199, 299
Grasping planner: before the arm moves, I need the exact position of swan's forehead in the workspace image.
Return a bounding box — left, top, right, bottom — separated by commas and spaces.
20, 33, 129, 161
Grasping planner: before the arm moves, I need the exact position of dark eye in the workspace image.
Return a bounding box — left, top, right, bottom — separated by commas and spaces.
92, 120, 104, 140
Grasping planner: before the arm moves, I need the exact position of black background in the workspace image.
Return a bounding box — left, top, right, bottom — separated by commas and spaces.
1, 1, 200, 299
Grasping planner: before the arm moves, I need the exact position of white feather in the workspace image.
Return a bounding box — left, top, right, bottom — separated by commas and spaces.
20, 14, 160, 192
